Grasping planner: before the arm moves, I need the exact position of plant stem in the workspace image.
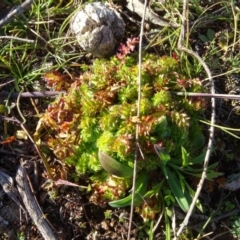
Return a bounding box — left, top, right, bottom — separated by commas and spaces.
173, 92, 240, 100
0, 0, 33, 28
0, 91, 66, 99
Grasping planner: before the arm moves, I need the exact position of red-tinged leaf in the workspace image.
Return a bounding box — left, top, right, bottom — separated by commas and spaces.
44, 71, 73, 91
126, 37, 139, 51
0, 136, 15, 144
44, 71, 63, 84
172, 52, 179, 61
116, 38, 139, 60
54, 179, 87, 188
118, 43, 131, 55
59, 121, 71, 132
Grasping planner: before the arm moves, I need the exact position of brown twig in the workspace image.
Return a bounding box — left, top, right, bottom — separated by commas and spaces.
127, 0, 148, 239
0, 91, 66, 99
174, 0, 216, 238
0, 169, 26, 212
0, 80, 15, 88
173, 92, 240, 100
0, 0, 33, 28
126, 0, 179, 27
0, 36, 35, 43
16, 165, 58, 240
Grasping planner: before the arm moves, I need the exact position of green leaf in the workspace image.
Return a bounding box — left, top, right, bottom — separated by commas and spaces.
98, 151, 133, 177
206, 170, 223, 180
164, 190, 175, 206
109, 170, 148, 207
207, 161, 219, 169
181, 146, 189, 166
144, 181, 164, 198
190, 151, 207, 164
198, 34, 209, 42
154, 144, 171, 164
207, 28, 215, 41
205, 162, 223, 180
164, 209, 171, 240
162, 166, 191, 212
147, 220, 154, 240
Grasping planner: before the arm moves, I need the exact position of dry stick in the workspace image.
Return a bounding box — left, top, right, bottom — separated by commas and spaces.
173, 92, 240, 100
16, 165, 58, 240
126, 0, 179, 27
0, 116, 53, 180
153, 209, 164, 233
0, 36, 35, 43
190, 209, 240, 229
0, 91, 66, 99
231, 1, 238, 53
127, 0, 148, 239
174, 0, 216, 238
0, 0, 33, 28
190, 4, 226, 31
0, 80, 15, 88
0, 169, 26, 212
203, 70, 240, 82
1, 90, 240, 100
19, 122, 54, 180
210, 231, 231, 240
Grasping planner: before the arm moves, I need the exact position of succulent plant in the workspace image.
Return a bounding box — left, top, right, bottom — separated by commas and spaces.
40, 53, 207, 212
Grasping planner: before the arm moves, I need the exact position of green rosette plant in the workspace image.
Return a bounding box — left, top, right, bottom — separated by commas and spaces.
40, 53, 213, 215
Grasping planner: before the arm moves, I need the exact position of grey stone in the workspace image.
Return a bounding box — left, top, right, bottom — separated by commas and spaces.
70, 2, 125, 58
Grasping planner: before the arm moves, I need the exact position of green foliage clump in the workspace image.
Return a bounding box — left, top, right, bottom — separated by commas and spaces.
41, 54, 206, 174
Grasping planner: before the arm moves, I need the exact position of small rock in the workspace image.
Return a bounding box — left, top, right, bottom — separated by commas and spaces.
70, 2, 125, 58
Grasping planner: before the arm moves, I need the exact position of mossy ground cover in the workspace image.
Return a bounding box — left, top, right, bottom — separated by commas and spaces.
0, 0, 240, 239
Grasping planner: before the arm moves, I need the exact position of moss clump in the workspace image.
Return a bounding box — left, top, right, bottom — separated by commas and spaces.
41, 54, 206, 174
